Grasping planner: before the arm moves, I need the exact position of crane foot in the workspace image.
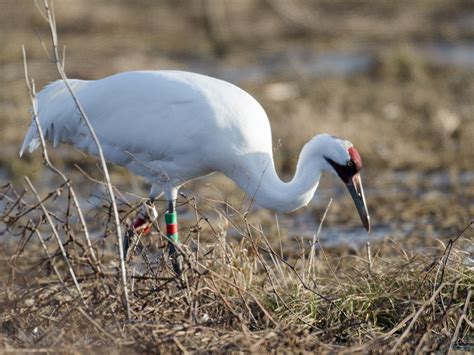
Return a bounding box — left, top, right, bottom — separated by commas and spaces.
123, 201, 158, 261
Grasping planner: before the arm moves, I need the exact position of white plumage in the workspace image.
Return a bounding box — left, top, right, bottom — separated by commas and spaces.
20, 70, 370, 229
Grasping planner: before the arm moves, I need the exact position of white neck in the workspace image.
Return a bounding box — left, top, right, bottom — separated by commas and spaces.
225, 142, 326, 213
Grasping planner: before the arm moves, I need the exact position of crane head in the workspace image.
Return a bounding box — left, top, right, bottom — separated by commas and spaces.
323, 138, 370, 232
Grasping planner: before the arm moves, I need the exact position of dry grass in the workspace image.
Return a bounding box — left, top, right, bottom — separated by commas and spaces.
0, 181, 472, 353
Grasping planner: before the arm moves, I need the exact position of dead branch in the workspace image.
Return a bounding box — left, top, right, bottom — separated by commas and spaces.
32, 0, 130, 319
24, 176, 84, 301
448, 289, 472, 353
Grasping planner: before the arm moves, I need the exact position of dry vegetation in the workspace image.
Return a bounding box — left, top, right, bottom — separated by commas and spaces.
1, 0, 473, 353
1, 181, 472, 353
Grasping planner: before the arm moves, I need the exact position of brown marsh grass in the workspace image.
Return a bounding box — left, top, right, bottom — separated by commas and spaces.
0, 180, 472, 353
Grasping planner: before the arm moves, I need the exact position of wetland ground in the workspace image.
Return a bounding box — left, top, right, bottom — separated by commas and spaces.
0, 0, 473, 353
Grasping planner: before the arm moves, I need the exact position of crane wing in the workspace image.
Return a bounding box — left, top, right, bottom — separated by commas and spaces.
20, 79, 89, 156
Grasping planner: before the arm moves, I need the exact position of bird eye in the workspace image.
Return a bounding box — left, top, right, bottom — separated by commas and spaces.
347, 161, 354, 167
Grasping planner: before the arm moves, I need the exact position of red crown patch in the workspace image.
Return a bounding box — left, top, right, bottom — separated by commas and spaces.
348, 147, 362, 170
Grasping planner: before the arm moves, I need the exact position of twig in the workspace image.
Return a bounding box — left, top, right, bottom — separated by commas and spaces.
38, 0, 130, 319
77, 307, 118, 343
366, 241, 373, 274
22, 46, 101, 275
308, 198, 332, 277
416, 220, 472, 299
31, 219, 70, 293
173, 336, 190, 354
448, 290, 472, 353
274, 213, 283, 259
390, 283, 446, 352
436, 221, 473, 288
25, 176, 84, 301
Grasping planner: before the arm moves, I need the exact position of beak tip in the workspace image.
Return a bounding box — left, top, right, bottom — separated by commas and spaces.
346, 175, 371, 234
364, 215, 371, 233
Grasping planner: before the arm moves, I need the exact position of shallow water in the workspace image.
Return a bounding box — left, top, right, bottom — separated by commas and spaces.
1, 167, 472, 248
278, 169, 474, 248
188, 48, 374, 84
424, 42, 474, 67
185, 41, 474, 86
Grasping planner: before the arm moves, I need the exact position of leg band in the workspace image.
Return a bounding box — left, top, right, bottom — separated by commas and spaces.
165, 211, 179, 242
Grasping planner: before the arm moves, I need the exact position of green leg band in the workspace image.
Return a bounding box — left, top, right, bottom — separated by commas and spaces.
165, 211, 179, 243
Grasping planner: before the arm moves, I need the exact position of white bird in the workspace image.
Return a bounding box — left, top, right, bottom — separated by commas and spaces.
20, 70, 370, 260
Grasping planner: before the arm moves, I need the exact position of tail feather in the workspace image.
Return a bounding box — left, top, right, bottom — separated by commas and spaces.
19, 79, 85, 156
19, 124, 40, 157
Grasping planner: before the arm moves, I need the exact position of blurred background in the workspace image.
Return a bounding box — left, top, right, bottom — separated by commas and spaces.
1, 0, 473, 247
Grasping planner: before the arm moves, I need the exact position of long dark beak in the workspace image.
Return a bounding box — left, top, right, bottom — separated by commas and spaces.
346, 173, 370, 232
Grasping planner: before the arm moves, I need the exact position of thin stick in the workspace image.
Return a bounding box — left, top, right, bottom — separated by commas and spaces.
274, 213, 283, 259
25, 176, 84, 301
464, 317, 474, 329
40, 0, 130, 318
173, 336, 189, 354
32, 220, 69, 292
448, 290, 472, 353
390, 283, 446, 352
366, 241, 373, 274
77, 308, 117, 343
22, 46, 101, 275
308, 198, 332, 277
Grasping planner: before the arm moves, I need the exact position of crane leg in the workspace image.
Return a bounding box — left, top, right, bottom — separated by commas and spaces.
165, 201, 182, 276
123, 199, 182, 276
123, 201, 157, 261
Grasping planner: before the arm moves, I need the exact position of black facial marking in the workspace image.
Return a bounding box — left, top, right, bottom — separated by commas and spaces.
324, 157, 359, 183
